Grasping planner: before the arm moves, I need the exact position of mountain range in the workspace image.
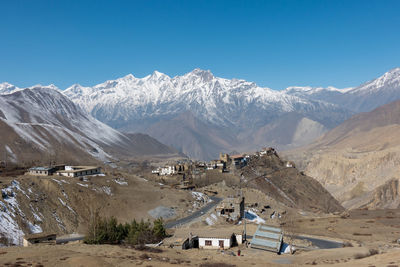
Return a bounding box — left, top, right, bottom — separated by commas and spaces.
0, 87, 179, 165
61, 68, 400, 159
2, 67, 400, 160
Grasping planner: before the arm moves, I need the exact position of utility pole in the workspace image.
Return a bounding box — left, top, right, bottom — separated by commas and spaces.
4, 149, 7, 168
240, 173, 247, 242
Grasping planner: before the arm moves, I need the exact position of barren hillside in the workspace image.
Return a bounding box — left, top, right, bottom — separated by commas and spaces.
240, 151, 344, 213
0, 172, 193, 245
284, 100, 400, 209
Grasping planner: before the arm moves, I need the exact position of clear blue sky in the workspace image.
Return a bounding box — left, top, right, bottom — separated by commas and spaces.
1, 0, 399, 90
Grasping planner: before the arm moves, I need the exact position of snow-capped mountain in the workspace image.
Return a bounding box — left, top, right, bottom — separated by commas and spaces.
63, 69, 352, 159
284, 68, 400, 113
64, 69, 349, 129
0, 82, 20, 95
0, 87, 178, 164
6, 68, 399, 160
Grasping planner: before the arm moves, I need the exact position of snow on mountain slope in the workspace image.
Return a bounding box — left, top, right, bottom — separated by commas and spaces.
0, 82, 20, 95
0, 87, 125, 162
61, 69, 353, 159
284, 68, 400, 113
0, 87, 179, 164
64, 69, 349, 130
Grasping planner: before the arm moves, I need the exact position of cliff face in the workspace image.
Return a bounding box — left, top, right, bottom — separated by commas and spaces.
285, 100, 400, 210
363, 179, 400, 209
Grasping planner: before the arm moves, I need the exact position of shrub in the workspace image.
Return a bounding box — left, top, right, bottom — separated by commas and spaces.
84, 214, 127, 244
85, 214, 166, 246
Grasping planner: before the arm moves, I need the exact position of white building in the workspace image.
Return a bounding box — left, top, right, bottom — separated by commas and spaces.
56, 166, 101, 177
196, 229, 243, 249
159, 165, 176, 176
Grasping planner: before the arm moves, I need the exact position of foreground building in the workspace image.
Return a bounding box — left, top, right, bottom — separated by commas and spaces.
56, 166, 101, 177
27, 165, 101, 177
250, 224, 283, 253
183, 229, 243, 250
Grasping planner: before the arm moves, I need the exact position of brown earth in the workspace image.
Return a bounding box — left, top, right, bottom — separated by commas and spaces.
0, 171, 194, 240
284, 100, 400, 209
240, 151, 344, 213
1, 207, 400, 267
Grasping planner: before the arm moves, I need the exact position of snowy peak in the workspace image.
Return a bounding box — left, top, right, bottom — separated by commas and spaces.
148, 70, 169, 81
0, 82, 20, 95
352, 67, 400, 94
187, 68, 214, 81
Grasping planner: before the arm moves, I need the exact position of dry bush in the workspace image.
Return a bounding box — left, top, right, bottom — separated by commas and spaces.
353, 232, 372, 236
134, 246, 163, 253
354, 253, 368, 259
139, 253, 150, 260
354, 248, 379, 259
369, 248, 379, 256
200, 264, 236, 267
342, 241, 353, 247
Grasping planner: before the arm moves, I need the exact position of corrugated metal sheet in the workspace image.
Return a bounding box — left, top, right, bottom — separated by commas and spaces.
250, 224, 283, 253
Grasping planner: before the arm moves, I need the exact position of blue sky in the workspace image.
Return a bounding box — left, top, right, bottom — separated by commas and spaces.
0, 0, 399, 90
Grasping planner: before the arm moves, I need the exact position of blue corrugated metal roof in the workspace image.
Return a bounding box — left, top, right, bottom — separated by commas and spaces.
250, 224, 283, 253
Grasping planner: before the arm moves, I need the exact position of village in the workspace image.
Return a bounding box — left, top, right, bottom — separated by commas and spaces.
17, 147, 294, 255
2, 146, 399, 266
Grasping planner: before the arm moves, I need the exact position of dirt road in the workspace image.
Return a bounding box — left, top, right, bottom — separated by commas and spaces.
165, 196, 222, 228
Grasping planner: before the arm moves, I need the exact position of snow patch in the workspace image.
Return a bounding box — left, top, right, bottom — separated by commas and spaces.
27, 221, 42, 234
114, 178, 128, 185
102, 186, 112, 196
245, 210, 265, 224
52, 179, 63, 185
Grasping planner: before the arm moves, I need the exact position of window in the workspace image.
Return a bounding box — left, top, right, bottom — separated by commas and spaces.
205, 240, 212, 246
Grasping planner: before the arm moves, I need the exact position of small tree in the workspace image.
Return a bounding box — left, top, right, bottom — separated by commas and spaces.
127, 219, 153, 246
153, 218, 166, 240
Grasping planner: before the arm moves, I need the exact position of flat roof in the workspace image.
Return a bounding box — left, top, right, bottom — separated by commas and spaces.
24, 232, 57, 240
173, 227, 243, 239
29, 167, 53, 171
56, 166, 100, 173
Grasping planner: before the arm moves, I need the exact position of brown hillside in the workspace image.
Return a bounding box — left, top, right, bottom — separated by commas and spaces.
240, 151, 344, 213
284, 100, 400, 209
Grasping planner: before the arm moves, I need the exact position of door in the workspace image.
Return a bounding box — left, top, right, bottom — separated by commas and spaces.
219, 240, 224, 249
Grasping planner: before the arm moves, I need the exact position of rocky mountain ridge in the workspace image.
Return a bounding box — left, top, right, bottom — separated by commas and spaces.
0, 87, 179, 165
3, 67, 400, 160
60, 69, 353, 159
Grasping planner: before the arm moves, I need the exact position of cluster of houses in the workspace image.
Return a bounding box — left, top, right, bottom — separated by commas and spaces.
27, 165, 102, 177
151, 163, 190, 176
152, 147, 281, 178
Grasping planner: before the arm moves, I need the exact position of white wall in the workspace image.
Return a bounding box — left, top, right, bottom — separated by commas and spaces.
199, 237, 231, 249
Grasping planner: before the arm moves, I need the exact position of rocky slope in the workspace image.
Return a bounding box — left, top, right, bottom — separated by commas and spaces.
240, 149, 344, 213
0, 87, 179, 165
285, 100, 400, 209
